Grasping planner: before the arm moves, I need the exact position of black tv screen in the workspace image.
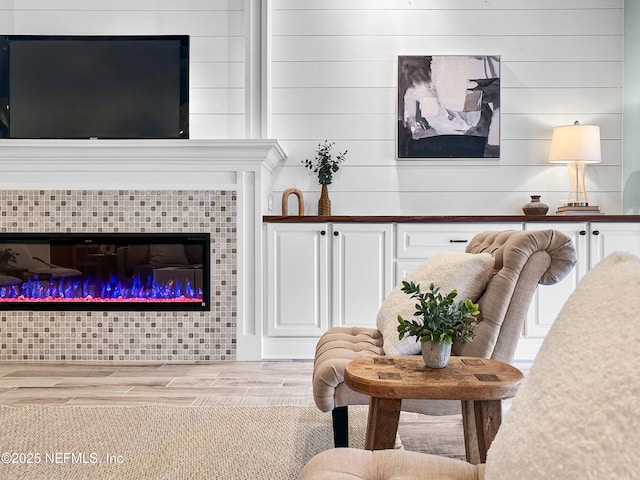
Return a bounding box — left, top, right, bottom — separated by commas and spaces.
0, 35, 189, 139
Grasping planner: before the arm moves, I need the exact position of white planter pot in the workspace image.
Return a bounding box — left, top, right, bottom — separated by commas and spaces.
421, 341, 452, 368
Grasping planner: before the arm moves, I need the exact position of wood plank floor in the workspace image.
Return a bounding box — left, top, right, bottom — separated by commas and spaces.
0, 360, 530, 458
0, 361, 316, 408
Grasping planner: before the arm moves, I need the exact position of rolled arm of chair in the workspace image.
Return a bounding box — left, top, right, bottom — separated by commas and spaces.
458, 229, 577, 362
466, 229, 576, 286
312, 327, 384, 412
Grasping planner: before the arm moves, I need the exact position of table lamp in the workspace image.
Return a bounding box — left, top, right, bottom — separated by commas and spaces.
548, 120, 601, 214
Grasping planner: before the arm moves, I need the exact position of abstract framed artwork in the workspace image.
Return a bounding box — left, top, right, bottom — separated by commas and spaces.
397, 55, 500, 159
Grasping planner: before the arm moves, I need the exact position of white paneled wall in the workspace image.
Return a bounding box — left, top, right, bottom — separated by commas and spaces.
268, 0, 624, 216
0, 1, 625, 216
0, 0, 246, 139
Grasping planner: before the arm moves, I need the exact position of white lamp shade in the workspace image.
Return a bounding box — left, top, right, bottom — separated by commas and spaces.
548, 123, 601, 164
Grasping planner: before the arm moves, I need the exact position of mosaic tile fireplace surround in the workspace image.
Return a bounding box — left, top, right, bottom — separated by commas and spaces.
0, 189, 236, 361
0, 140, 284, 362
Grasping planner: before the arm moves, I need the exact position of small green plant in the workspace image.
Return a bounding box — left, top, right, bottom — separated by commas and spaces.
397, 281, 479, 345
0, 248, 19, 264
302, 140, 347, 185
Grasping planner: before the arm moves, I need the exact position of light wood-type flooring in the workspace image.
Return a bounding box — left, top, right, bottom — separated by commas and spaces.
0, 360, 531, 458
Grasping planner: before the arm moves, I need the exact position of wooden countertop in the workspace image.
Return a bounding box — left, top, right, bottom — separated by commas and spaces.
264, 214, 640, 223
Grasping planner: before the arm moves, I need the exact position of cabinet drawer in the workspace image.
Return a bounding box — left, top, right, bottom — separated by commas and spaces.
396, 223, 522, 259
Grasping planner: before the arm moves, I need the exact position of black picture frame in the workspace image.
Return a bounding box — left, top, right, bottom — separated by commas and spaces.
397, 55, 500, 159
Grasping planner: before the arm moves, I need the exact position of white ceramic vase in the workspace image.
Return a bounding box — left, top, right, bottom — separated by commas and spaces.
421, 341, 452, 369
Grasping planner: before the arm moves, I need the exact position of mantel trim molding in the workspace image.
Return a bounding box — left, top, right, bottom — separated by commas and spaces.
0, 139, 285, 172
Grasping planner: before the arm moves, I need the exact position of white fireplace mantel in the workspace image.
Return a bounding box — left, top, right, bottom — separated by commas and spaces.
0, 139, 285, 189
0, 139, 287, 361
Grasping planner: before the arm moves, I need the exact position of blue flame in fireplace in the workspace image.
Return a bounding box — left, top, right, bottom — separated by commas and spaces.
0, 274, 202, 303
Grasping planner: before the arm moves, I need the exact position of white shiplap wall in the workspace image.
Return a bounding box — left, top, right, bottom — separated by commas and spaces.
268, 0, 624, 215
0, 1, 625, 216
0, 0, 246, 139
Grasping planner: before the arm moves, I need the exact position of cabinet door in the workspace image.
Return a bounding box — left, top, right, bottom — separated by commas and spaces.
522, 223, 589, 359
331, 224, 394, 328
589, 222, 640, 267
265, 223, 330, 336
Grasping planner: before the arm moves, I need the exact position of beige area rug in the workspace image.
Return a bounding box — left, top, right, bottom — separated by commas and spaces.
398, 412, 466, 461
0, 404, 369, 480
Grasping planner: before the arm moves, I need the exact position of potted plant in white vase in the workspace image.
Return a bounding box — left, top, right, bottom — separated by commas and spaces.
302, 140, 347, 216
397, 281, 479, 368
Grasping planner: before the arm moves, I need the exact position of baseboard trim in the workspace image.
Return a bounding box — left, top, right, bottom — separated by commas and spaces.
262, 337, 318, 359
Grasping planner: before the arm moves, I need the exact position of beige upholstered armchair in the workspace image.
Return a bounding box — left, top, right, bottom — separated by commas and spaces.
300, 252, 640, 480
312, 230, 577, 447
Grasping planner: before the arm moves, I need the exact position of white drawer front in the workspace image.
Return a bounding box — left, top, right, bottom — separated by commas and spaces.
396, 223, 522, 259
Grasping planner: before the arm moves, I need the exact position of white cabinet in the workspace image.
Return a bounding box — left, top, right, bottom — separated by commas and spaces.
264, 219, 640, 360
589, 222, 640, 266
264, 223, 393, 358
265, 223, 330, 338
395, 223, 523, 282
331, 224, 394, 329
521, 221, 640, 359
522, 223, 589, 359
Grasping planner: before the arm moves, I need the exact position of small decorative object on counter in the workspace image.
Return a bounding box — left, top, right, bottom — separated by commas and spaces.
302, 140, 347, 216
281, 188, 305, 216
522, 195, 549, 216
318, 184, 331, 216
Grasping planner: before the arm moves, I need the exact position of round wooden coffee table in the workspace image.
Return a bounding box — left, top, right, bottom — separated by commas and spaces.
345, 355, 523, 464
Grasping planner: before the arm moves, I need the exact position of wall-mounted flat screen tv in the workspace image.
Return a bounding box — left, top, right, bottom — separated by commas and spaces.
0, 35, 189, 139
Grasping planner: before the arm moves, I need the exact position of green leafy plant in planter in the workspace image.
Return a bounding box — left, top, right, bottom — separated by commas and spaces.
302, 140, 347, 215
0, 248, 19, 265
397, 281, 480, 368
302, 140, 348, 185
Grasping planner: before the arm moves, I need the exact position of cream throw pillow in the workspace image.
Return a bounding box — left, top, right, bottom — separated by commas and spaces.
485, 252, 640, 479
377, 251, 495, 356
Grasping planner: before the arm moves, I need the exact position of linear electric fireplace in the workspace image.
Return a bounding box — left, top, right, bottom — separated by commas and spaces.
0, 233, 210, 311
